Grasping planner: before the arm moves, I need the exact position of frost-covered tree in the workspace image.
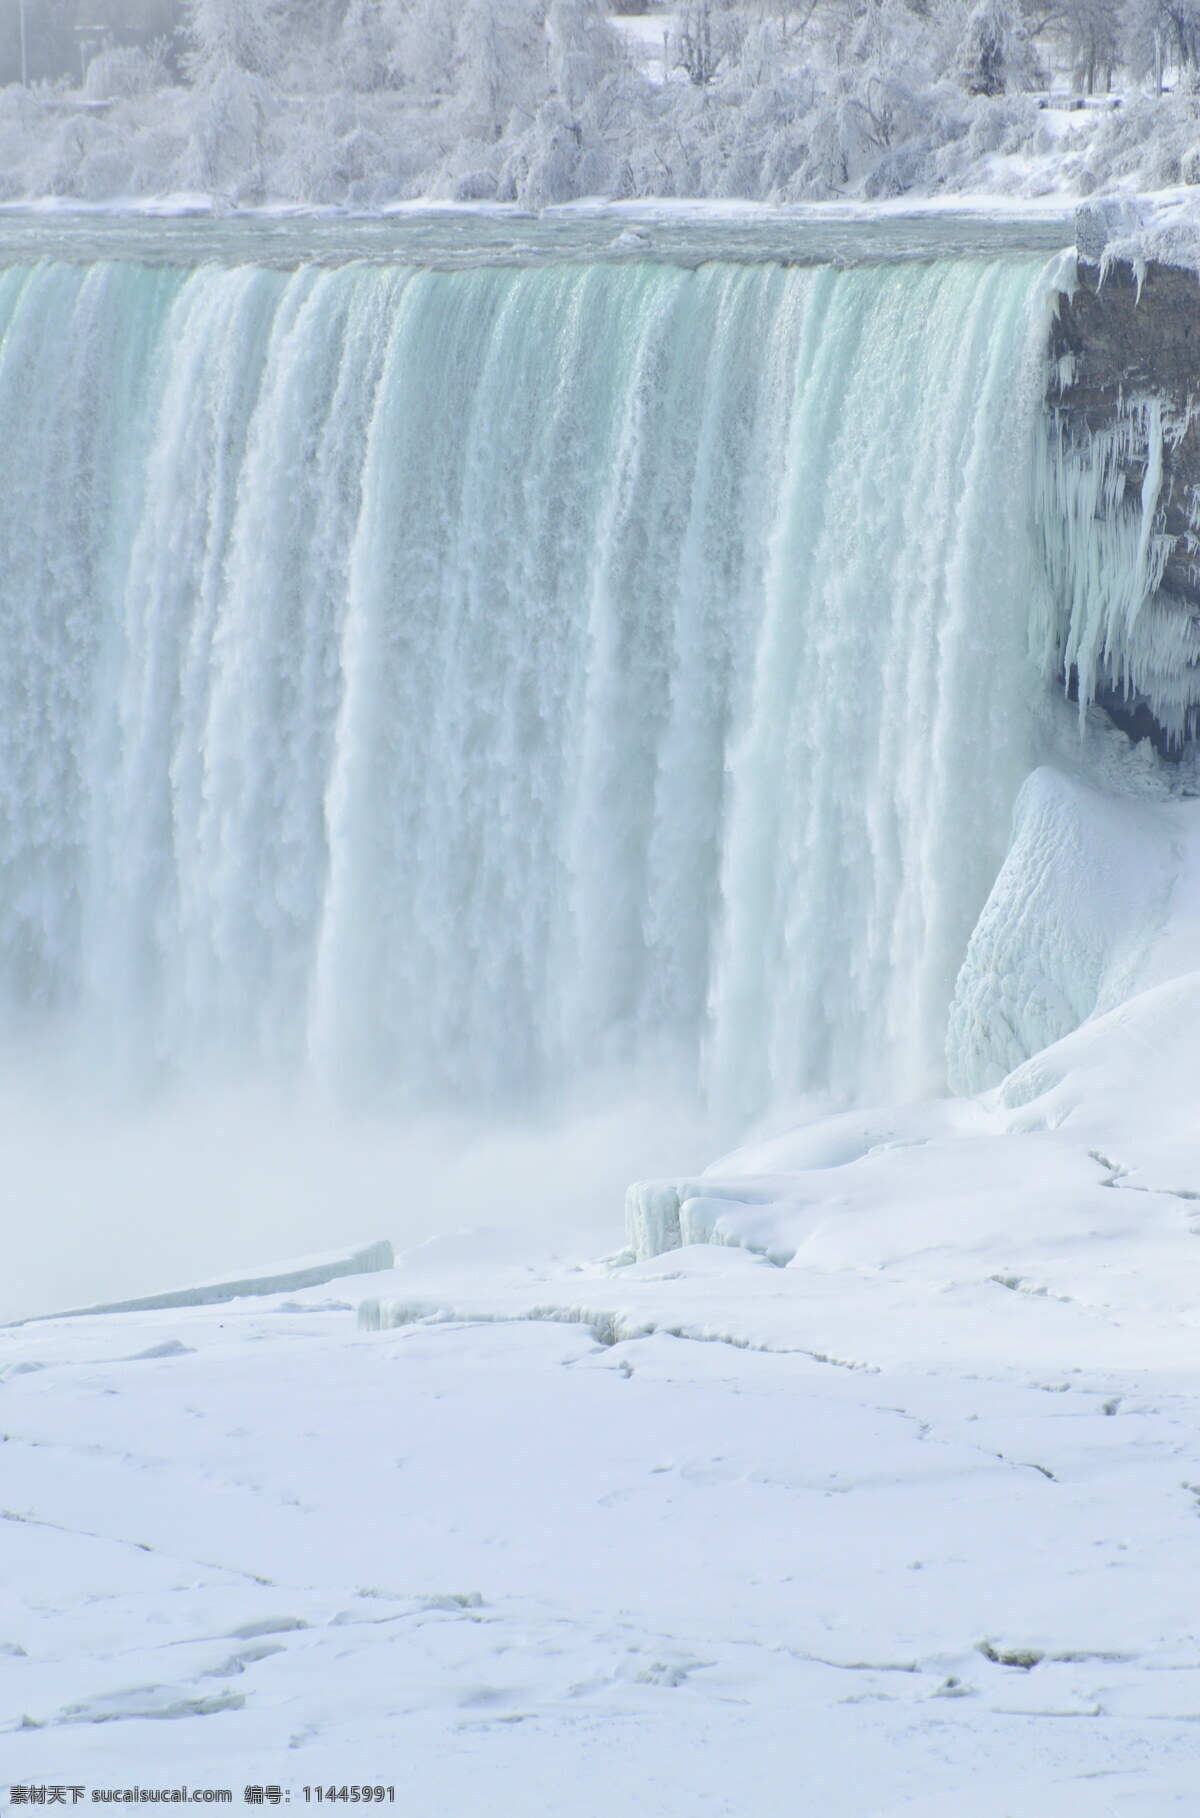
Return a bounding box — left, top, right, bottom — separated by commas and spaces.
182, 63, 272, 196
178, 0, 298, 199
766, 0, 822, 47
1121, 0, 1200, 77
546, 0, 623, 109
673, 1, 732, 84
4, 0, 1200, 212
1033, 0, 1120, 91
454, 0, 549, 140
388, 0, 458, 98
337, 0, 402, 90
83, 42, 173, 102
183, 0, 287, 82
957, 0, 1035, 92
485, 1, 629, 204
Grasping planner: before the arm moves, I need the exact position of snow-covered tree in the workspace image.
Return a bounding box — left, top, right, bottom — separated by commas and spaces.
454, 0, 549, 140
673, 2, 731, 84
956, 0, 1036, 92
546, 0, 623, 110
1036, 0, 1120, 91
388, 0, 458, 98
337, 0, 403, 91
4, 0, 1200, 211
183, 0, 288, 82
1121, 0, 1200, 78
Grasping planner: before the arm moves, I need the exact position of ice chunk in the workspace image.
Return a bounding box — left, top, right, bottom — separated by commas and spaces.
624, 1180, 689, 1259
625, 1178, 786, 1262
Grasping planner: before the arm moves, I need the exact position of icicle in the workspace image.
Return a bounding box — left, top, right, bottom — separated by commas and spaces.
1032, 394, 1199, 745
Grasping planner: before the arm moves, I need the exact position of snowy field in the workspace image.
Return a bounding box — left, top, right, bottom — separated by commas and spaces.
6, 946, 1200, 1809
4, 1183, 1200, 1809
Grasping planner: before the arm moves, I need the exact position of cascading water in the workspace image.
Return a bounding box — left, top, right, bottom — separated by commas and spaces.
0, 250, 1051, 1131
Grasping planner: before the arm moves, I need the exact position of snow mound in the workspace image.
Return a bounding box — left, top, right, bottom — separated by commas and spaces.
1000, 968, 1200, 1191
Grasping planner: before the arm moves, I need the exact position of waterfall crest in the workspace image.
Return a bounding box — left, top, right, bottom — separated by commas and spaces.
0, 255, 1047, 1121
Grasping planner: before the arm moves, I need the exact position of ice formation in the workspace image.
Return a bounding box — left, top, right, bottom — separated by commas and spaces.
1033, 384, 1200, 741
947, 766, 1182, 1089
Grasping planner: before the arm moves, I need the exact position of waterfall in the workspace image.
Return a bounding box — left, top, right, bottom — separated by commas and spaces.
0, 253, 1049, 1125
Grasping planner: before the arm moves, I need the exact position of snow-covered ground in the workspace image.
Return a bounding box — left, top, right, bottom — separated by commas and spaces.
0, 1248, 1193, 1812
3, 1179, 1199, 1811
6, 762, 1200, 1810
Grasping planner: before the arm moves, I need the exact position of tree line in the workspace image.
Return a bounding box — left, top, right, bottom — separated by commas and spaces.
0, 0, 1197, 205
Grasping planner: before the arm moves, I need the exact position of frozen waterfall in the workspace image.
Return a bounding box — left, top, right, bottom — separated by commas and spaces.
0, 253, 1050, 1124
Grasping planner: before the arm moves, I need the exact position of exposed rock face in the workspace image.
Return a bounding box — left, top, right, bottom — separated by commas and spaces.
1046, 255, 1200, 751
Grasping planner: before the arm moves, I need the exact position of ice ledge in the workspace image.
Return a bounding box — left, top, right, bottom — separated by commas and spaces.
1073, 192, 1200, 278
8, 1237, 395, 1324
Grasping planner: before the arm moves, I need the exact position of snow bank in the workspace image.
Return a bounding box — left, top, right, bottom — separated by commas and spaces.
1001, 969, 1200, 1190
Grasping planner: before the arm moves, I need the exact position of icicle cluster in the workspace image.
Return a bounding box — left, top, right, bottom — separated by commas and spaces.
1032, 392, 1200, 745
